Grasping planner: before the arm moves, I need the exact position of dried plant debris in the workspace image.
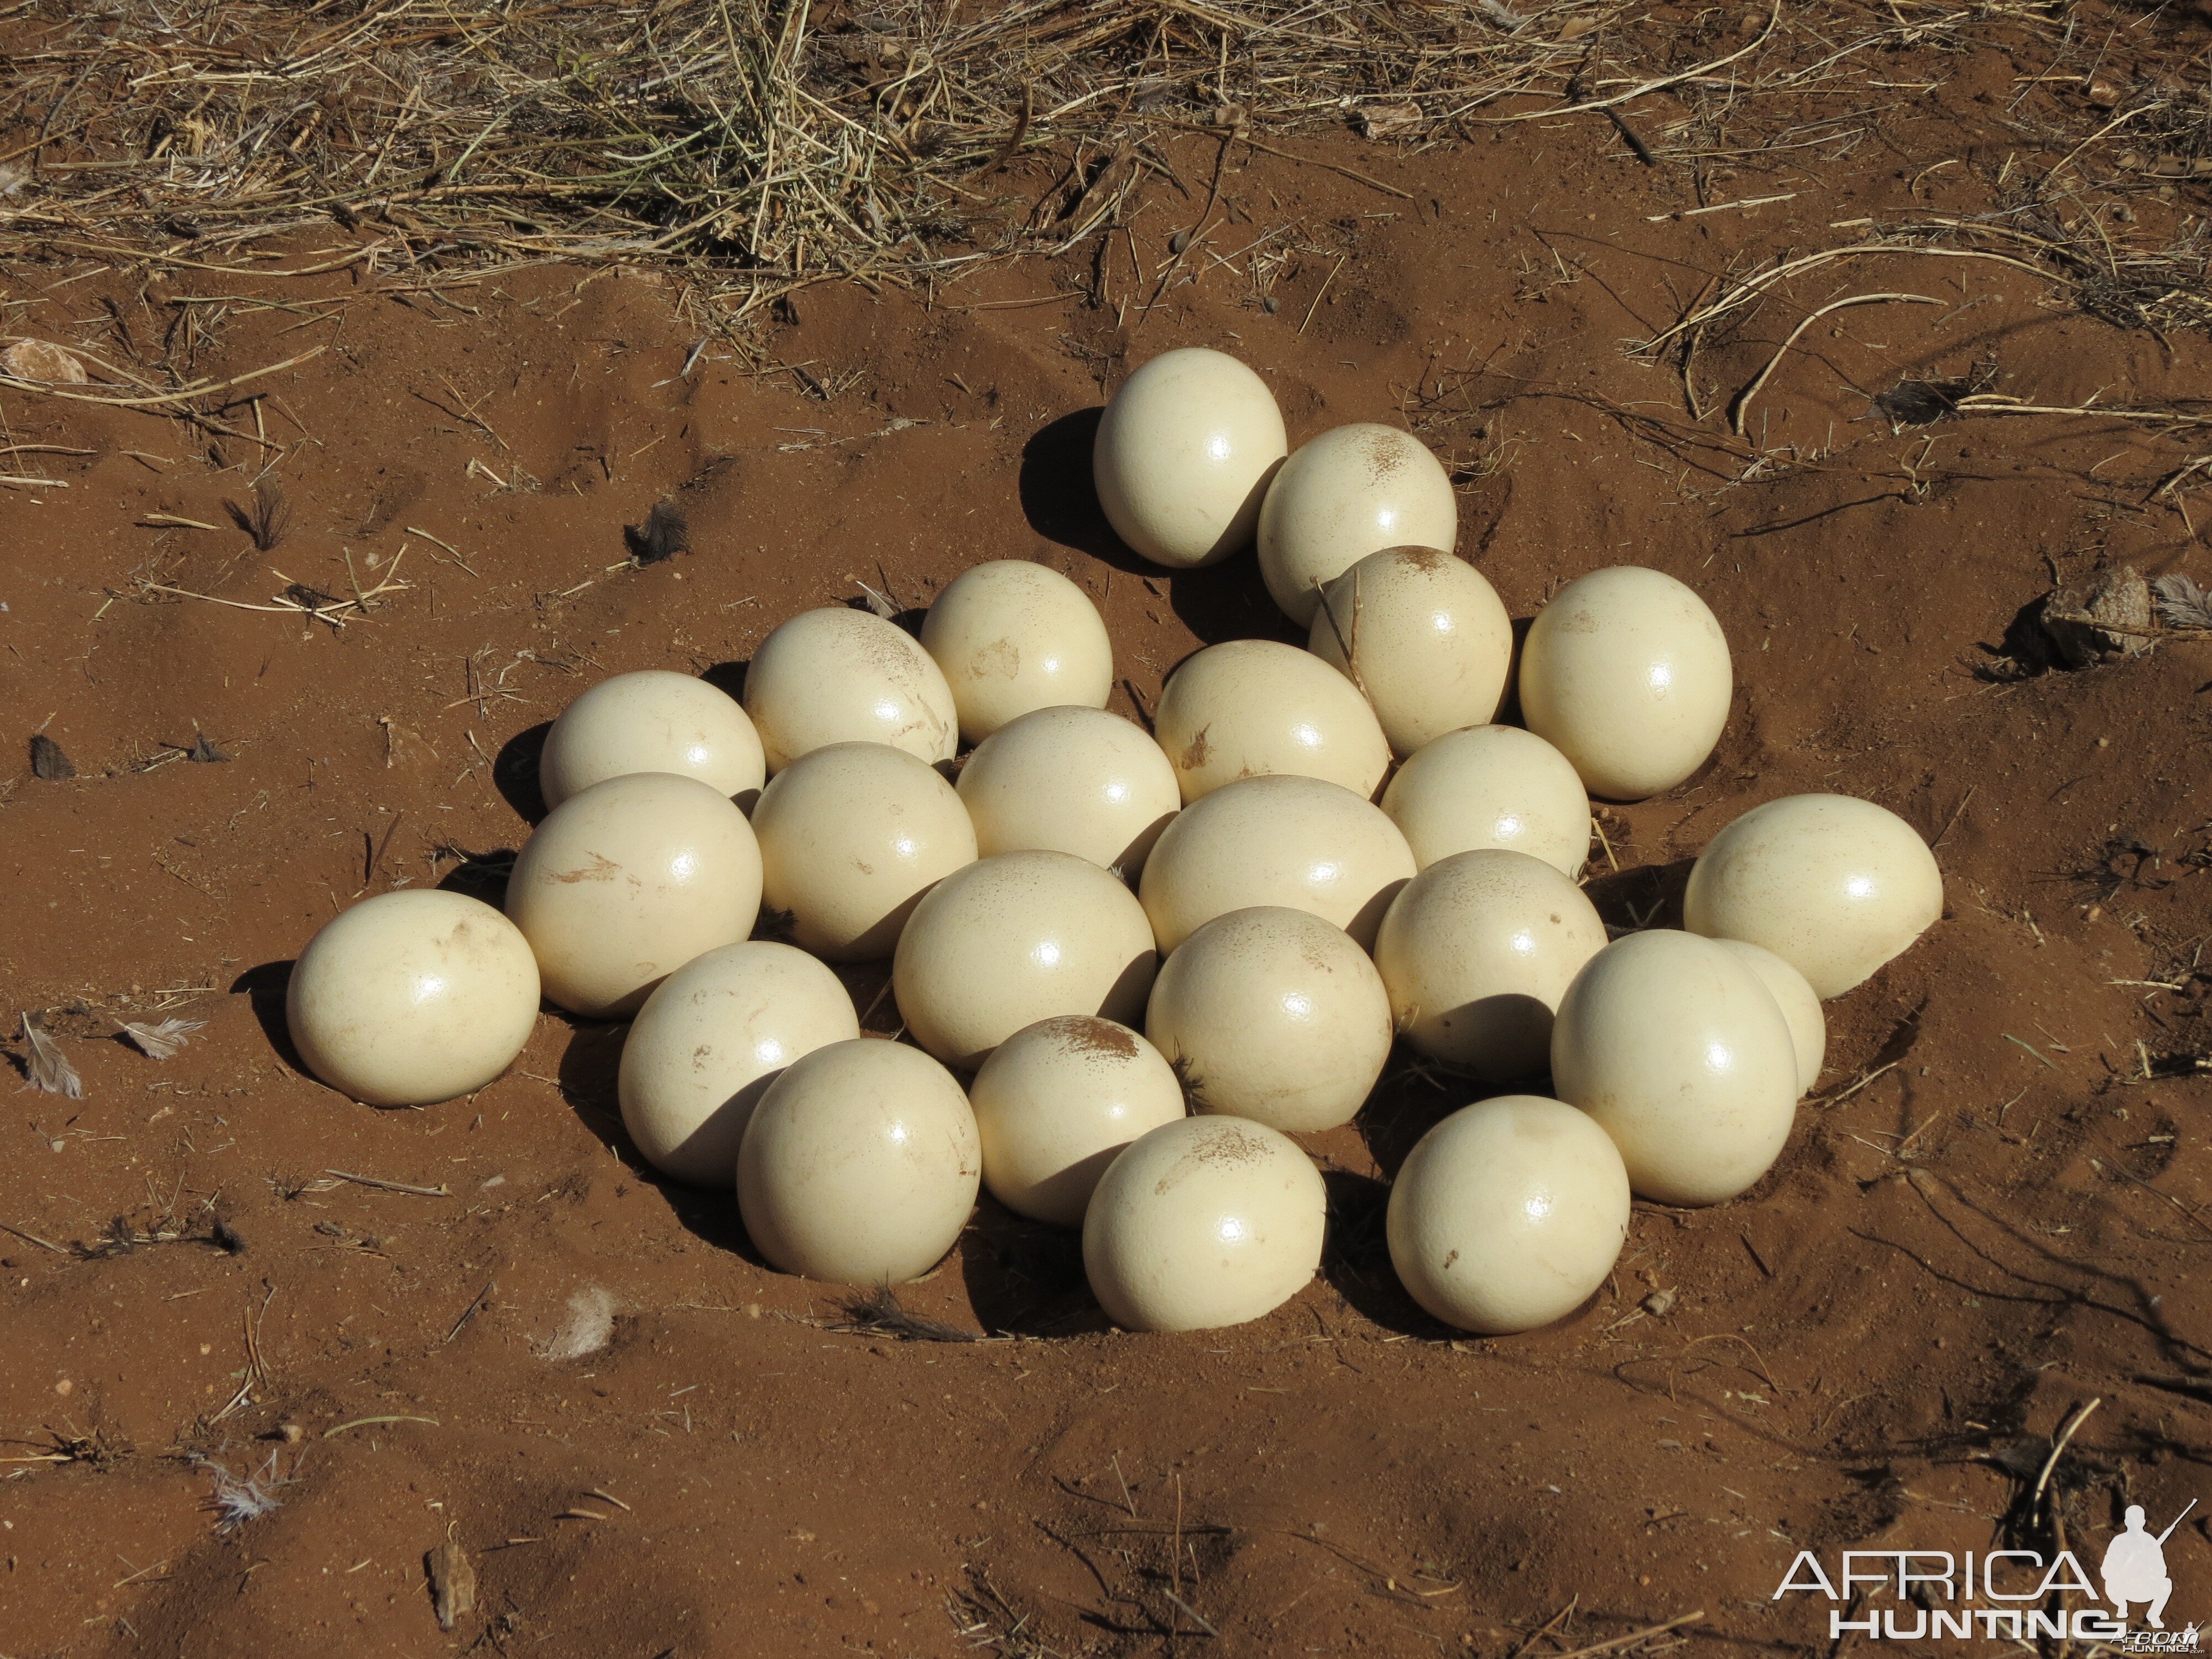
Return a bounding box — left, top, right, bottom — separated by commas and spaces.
121, 1018, 205, 1060
18, 0, 2195, 340
74, 1211, 243, 1259
623, 499, 688, 566
1870, 356, 1999, 431
17, 1423, 132, 1470
425, 1541, 478, 1631
184, 732, 228, 763
193, 1450, 288, 1532
223, 479, 292, 552
18, 1014, 82, 1099
2154, 573, 2212, 632
1871, 377, 1973, 430
29, 733, 75, 780
834, 1286, 986, 1343
283, 581, 344, 615
2042, 566, 2154, 667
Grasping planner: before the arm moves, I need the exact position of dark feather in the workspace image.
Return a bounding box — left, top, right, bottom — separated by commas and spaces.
30, 733, 74, 780
223, 479, 291, 552
833, 1286, 984, 1343
623, 500, 688, 565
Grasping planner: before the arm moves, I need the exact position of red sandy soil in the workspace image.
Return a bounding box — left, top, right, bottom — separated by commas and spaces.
3, 22, 2212, 1658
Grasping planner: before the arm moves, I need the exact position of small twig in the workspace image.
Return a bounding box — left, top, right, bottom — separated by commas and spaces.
1162, 1589, 1218, 1637
0, 1219, 68, 1255
0, 347, 326, 409
323, 1415, 439, 1438
1547, 1611, 1704, 1659
1231, 135, 1412, 200
1813, 1061, 1897, 1106
444, 1278, 496, 1344
321, 1170, 452, 1197
1299, 253, 1348, 336
1646, 192, 1797, 222
2033, 1398, 2100, 1507
1485, 0, 1778, 121
1931, 784, 1975, 851
1730, 293, 1942, 436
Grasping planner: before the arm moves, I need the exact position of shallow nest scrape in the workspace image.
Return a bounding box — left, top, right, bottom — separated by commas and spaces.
0, 0, 2205, 330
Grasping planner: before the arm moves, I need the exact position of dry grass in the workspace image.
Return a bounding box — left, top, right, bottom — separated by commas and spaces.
0, 0, 1640, 320
0, 0, 2197, 335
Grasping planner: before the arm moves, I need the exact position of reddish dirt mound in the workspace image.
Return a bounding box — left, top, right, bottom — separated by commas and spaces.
3, 21, 2211, 1655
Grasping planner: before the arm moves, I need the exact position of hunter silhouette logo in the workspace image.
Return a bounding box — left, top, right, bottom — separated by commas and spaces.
2105, 1501, 2194, 1630
1773, 1499, 2201, 1645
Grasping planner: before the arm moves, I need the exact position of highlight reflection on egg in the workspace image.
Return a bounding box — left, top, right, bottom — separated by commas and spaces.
1153, 639, 1390, 804
1550, 930, 1799, 1206
1371, 849, 1608, 1082
1684, 792, 1944, 998
1518, 566, 1733, 801
1092, 349, 1288, 568
1145, 905, 1392, 1132
892, 851, 1157, 1071
1387, 1095, 1630, 1334
1138, 774, 1416, 953
1082, 1115, 1326, 1331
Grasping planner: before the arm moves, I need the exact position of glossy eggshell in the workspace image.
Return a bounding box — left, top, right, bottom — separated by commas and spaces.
1550, 930, 1801, 1206
751, 743, 978, 961
1386, 1095, 1631, 1334
1518, 566, 1733, 801
1308, 547, 1513, 755
919, 561, 1114, 743
1092, 348, 1288, 568
1138, 774, 1416, 953
1256, 424, 1458, 625
617, 942, 861, 1186
1380, 724, 1592, 877
957, 706, 1181, 877
737, 1039, 981, 1284
505, 772, 763, 1019
1684, 793, 1944, 999
890, 851, 1159, 1071
1145, 906, 1392, 1133
1714, 938, 1827, 1095
969, 1016, 1187, 1226
1153, 639, 1391, 804
1372, 850, 1609, 1082
1082, 1115, 1326, 1332
742, 607, 958, 773
538, 670, 765, 811
286, 890, 540, 1107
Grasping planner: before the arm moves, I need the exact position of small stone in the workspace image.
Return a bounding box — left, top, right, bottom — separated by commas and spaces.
424, 1540, 476, 1631
2041, 565, 2151, 667
1, 339, 87, 385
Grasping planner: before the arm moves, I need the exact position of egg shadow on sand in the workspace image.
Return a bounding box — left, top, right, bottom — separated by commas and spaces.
435, 850, 518, 909
231, 960, 309, 1074
1582, 857, 1694, 935
493, 722, 552, 826
1019, 408, 1297, 649
1328, 1060, 1474, 1337
551, 1018, 769, 1265
956, 1199, 1107, 1337
1316, 1167, 1446, 1337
